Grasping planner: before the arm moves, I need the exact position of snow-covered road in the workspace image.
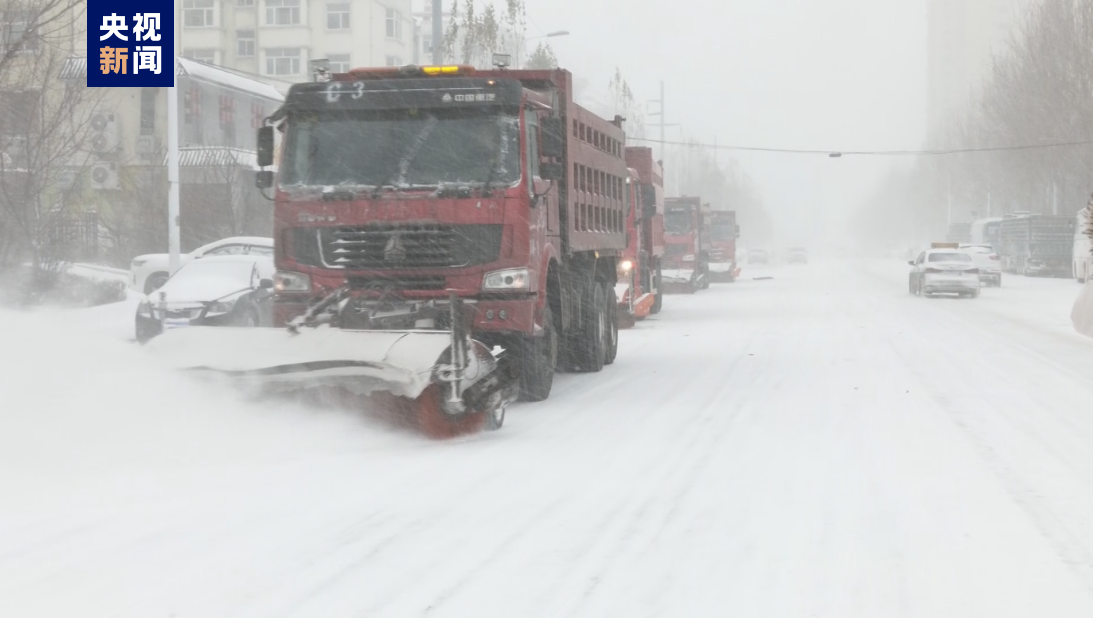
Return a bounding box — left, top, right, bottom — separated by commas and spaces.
6, 260, 1093, 616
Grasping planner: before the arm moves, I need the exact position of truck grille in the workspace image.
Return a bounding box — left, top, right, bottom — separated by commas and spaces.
303, 224, 502, 269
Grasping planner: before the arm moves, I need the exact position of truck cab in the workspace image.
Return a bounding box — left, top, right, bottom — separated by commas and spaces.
662, 197, 711, 293
709, 210, 739, 282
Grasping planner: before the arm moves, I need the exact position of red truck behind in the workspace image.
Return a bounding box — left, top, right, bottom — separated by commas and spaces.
615, 147, 665, 327
709, 210, 740, 282
662, 197, 712, 293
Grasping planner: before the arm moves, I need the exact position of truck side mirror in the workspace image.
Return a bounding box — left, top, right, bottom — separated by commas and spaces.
257, 126, 274, 167
540, 117, 565, 159
256, 170, 274, 189
540, 162, 564, 182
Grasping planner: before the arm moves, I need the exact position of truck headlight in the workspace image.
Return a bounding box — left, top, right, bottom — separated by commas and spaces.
483, 268, 530, 291
682, 255, 696, 262
619, 260, 633, 272
131, 258, 147, 268
274, 271, 311, 293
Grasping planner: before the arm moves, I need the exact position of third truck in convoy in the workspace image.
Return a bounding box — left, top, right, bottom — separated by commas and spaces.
708, 210, 740, 282
662, 197, 712, 293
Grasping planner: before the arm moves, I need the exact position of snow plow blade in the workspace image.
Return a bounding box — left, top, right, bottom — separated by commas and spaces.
145, 293, 518, 438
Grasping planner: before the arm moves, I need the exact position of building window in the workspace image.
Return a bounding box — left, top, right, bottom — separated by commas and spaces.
184, 49, 218, 63
266, 0, 301, 26
183, 0, 215, 27
237, 0, 255, 6
266, 47, 301, 75
385, 8, 402, 39
237, 30, 255, 56
140, 88, 157, 135
385, 55, 402, 67
2, 11, 39, 53
326, 3, 349, 29
328, 53, 350, 73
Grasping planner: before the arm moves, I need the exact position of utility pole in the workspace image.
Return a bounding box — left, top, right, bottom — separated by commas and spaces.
167, 1, 181, 273
1053, 182, 1058, 215
647, 81, 675, 162
431, 0, 443, 65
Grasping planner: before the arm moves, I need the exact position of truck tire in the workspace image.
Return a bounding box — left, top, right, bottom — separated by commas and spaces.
573, 282, 607, 373
518, 305, 556, 402
698, 261, 710, 290
651, 262, 663, 314
604, 282, 619, 365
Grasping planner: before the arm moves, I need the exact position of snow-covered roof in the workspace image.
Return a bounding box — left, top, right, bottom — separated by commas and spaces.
55, 56, 285, 103
161, 147, 259, 170
177, 58, 284, 102
59, 56, 86, 79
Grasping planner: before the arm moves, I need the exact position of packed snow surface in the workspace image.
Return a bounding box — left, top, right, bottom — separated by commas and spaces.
5, 260, 1093, 616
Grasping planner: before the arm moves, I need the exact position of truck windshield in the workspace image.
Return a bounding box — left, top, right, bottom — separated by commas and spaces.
712, 222, 735, 241
281, 108, 520, 188
665, 210, 693, 234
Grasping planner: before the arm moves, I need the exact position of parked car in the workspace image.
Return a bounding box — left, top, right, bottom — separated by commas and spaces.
908, 249, 981, 298
786, 247, 808, 264
960, 244, 1002, 287
747, 248, 769, 264
135, 255, 275, 343
130, 236, 273, 294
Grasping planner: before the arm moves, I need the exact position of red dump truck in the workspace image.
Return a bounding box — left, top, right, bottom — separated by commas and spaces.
662, 197, 712, 293
615, 147, 665, 327
709, 210, 740, 282
148, 64, 635, 438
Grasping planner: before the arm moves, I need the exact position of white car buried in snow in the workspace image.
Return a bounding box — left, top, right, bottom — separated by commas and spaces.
130, 236, 273, 295
960, 244, 1002, 287
908, 249, 981, 298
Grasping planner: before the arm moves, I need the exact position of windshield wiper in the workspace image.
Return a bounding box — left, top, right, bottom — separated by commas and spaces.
372, 115, 438, 199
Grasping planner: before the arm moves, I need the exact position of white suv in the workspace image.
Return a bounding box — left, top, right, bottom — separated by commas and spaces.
960, 244, 1002, 287
130, 236, 274, 294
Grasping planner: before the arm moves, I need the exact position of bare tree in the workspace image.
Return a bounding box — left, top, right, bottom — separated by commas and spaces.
525, 42, 557, 70
0, 0, 107, 297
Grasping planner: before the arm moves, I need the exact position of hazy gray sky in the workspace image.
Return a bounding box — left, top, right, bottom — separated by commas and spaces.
528, 0, 928, 248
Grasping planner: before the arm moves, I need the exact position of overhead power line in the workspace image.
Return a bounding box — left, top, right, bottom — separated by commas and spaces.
626, 137, 1093, 157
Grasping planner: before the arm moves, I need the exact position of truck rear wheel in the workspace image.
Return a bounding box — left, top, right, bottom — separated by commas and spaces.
651, 262, 663, 314
604, 283, 619, 365
518, 305, 556, 402
570, 282, 607, 373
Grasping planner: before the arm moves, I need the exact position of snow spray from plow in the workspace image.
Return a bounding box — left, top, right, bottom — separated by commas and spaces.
146, 291, 519, 438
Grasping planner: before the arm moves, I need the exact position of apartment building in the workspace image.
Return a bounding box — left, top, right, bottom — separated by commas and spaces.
926, 0, 1036, 146
180, 0, 415, 80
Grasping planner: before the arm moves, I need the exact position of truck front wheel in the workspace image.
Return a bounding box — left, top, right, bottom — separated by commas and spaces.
518, 305, 556, 402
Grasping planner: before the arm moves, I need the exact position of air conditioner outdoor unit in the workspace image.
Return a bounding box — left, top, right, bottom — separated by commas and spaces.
90, 113, 118, 153
90, 162, 119, 190
136, 135, 157, 154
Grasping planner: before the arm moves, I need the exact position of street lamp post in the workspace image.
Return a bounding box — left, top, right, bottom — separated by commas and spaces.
518, 30, 569, 69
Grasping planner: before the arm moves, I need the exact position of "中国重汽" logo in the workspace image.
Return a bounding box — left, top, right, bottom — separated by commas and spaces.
87, 0, 174, 87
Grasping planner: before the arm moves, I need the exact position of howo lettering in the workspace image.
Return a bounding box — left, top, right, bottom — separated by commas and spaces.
147, 65, 627, 437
